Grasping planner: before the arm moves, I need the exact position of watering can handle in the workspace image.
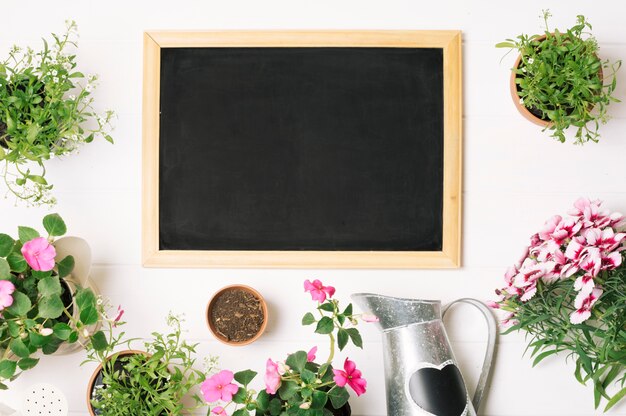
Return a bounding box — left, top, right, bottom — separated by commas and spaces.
442, 298, 497, 413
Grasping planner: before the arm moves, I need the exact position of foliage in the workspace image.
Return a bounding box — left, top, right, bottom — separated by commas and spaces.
0, 213, 103, 390
496, 11, 620, 144
84, 313, 209, 415
202, 280, 374, 416
492, 198, 626, 411
0, 20, 114, 205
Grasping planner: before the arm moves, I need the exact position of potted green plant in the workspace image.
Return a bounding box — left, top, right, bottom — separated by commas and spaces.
201, 279, 377, 416
0, 20, 114, 205
496, 11, 620, 144
491, 198, 626, 412
84, 313, 208, 415
0, 213, 106, 389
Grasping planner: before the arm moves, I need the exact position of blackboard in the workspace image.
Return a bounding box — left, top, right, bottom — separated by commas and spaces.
143, 31, 462, 268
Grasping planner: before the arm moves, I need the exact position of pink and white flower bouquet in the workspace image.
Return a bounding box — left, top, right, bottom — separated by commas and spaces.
201, 279, 375, 416
492, 198, 626, 412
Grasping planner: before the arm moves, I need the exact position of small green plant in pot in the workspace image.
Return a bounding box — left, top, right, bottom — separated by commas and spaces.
497, 11, 620, 144
0, 213, 104, 389
84, 313, 209, 415
0, 20, 114, 205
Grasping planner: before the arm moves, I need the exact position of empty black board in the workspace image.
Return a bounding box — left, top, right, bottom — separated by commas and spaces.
159, 47, 444, 251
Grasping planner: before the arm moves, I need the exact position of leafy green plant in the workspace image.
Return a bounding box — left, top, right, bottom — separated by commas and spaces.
84, 313, 209, 415
492, 198, 626, 411
0, 213, 103, 389
496, 11, 620, 144
0, 20, 114, 205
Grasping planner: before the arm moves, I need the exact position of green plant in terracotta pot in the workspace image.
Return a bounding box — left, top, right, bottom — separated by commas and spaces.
0, 213, 106, 389
84, 313, 209, 415
497, 11, 620, 144
201, 279, 377, 416
0, 20, 114, 205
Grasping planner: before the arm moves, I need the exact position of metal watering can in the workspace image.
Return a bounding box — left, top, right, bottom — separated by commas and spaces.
352, 294, 497, 416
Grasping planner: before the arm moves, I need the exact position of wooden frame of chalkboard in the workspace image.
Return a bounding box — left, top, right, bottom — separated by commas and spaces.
143, 31, 462, 269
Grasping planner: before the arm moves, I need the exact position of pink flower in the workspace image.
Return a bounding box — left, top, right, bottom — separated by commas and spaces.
361, 314, 380, 323
307, 346, 317, 362
0, 280, 15, 310
332, 358, 367, 396
113, 305, 124, 327
304, 279, 335, 303
570, 287, 602, 324
21, 237, 56, 272
211, 407, 228, 416
201, 370, 239, 403
265, 359, 281, 394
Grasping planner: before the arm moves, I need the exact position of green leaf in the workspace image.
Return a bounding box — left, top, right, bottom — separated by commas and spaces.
80, 306, 98, 326
337, 329, 349, 351
315, 317, 334, 335
0, 147, 5, 161
327, 386, 349, 409
232, 409, 250, 416
532, 349, 559, 367
56, 255, 74, 278
37, 275, 62, 297
0, 234, 14, 257
269, 398, 282, 416
605, 385, 626, 411
7, 252, 27, 273
17, 357, 39, 371
318, 303, 334, 313
90, 331, 108, 351
17, 226, 39, 243
232, 387, 247, 404
234, 369, 257, 386
75, 288, 96, 311
0, 258, 9, 280
29, 331, 48, 348
27, 175, 48, 185
300, 368, 315, 384
52, 323, 72, 340
278, 380, 299, 401
286, 350, 307, 373
302, 312, 316, 326
6, 291, 31, 316
256, 390, 270, 412
0, 360, 17, 379
311, 390, 328, 409
342, 304, 353, 316
43, 213, 66, 236
38, 295, 65, 319
346, 328, 362, 349
10, 338, 30, 358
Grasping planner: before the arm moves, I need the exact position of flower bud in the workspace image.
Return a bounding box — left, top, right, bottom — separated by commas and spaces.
299, 403, 311, 409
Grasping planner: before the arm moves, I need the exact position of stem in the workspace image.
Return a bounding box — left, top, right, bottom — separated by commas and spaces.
327, 333, 335, 364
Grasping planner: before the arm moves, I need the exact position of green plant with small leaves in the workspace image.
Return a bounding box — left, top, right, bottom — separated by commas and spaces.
84, 313, 208, 415
201, 279, 374, 416
497, 11, 620, 144
0, 20, 114, 205
0, 213, 102, 389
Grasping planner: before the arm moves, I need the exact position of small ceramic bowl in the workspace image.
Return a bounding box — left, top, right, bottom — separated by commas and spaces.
206, 285, 268, 346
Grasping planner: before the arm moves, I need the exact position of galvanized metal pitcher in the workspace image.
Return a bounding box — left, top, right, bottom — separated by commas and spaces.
352, 294, 496, 416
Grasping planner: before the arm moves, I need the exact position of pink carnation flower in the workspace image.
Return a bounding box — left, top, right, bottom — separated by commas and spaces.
201, 370, 239, 403
0, 280, 16, 310
21, 237, 56, 272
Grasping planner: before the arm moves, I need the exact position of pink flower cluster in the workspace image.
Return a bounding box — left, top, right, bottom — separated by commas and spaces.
493, 198, 625, 325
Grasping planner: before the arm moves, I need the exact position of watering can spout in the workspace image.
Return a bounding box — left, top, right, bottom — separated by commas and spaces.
351, 293, 441, 331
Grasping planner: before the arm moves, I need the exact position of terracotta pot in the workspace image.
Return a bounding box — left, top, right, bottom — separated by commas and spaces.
206, 284, 268, 346
509, 34, 603, 127
86, 350, 151, 416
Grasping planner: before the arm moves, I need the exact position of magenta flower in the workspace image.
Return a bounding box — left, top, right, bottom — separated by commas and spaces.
264, 359, 281, 394
332, 358, 367, 396
304, 279, 335, 303
211, 407, 228, 416
201, 370, 239, 403
307, 346, 317, 362
113, 305, 124, 327
0, 280, 16, 310
570, 287, 602, 324
21, 237, 56, 272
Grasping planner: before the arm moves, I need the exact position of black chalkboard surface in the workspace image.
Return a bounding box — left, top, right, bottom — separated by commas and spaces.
143, 31, 462, 268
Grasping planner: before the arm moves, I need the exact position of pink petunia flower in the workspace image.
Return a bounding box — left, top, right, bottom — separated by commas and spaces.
307, 346, 317, 362
211, 406, 228, 416
332, 358, 367, 396
21, 237, 56, 272
0, 280, 15, 310
303, 279, 335, 303
265, 359, 281, 394
201, 370, 239, 403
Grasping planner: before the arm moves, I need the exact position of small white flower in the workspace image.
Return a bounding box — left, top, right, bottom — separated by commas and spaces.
50, 69, 58, 76
69, 94, 76, 100
97, 298, 103, 305
52, 77, 59, 83
63, 62, 72, 71
85, 85, 93, 93
519, 98, 524, 105
521, 67, 527, 73
528, 58, 534, 64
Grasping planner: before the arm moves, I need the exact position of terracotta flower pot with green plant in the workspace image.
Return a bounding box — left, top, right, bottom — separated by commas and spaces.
497, 11, 620, 144
0, 20, 114, 205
